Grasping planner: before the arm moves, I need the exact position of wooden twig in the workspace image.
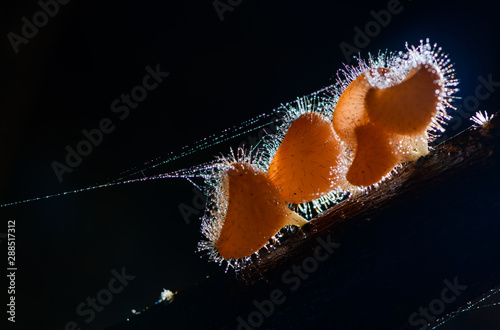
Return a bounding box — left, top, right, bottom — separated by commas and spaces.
241, 114, 500, 281
110, 113, 500, 330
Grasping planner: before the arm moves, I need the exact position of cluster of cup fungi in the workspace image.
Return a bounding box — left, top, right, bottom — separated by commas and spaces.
197, 39, 459, 271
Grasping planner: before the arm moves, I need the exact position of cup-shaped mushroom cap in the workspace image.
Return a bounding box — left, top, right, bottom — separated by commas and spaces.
268, 113, 342, 204
365, 65, 442, 135
346, 124, 399, 187
215, 162, 307, 260
332, 68, 391, 146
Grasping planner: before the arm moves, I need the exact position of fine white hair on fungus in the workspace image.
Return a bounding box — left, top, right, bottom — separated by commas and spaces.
198, 39, 460, 270
262, 96, 353, 219
343, 39, 457, 138
198, 148, 308, 271
329, 39, 458, 187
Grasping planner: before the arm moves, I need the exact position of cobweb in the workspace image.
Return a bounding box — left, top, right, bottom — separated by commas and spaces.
0, 86, 331, 208
429, 285, 500, 329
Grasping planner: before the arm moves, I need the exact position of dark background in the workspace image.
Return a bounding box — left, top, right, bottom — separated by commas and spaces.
1, 0, 499, 329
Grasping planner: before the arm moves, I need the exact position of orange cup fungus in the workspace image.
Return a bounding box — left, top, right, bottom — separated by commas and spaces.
209, 161, 307, 260
331, 42, 455, 186
199, 40, 458, 268
332, 68, 389, 146
365, 65, 443, 136
345, 123, 400, 187
267, 112, 343, 204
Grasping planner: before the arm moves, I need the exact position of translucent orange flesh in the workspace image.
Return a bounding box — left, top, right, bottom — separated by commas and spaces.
346, 124, 399, 187
215, 162, 307, 260
332, 74, 371, 146
332, 68, 390, 146
365, 65, 442, 135
267, 113, 342, 204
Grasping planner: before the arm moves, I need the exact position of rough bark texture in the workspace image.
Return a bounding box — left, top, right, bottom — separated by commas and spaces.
241, 114, 500, 281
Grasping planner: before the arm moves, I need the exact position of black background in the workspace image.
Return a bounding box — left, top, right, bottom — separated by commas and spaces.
1, 0, 500, 329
